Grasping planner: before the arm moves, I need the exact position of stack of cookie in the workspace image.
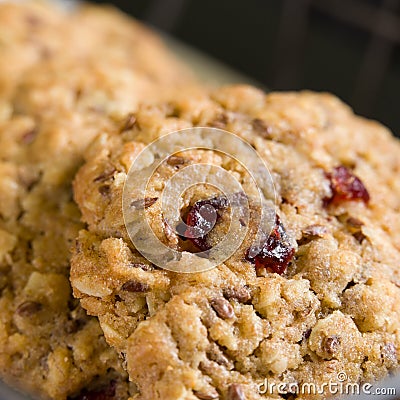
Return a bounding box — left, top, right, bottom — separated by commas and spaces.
0, 2, 192, 399
0, 2, 399, 400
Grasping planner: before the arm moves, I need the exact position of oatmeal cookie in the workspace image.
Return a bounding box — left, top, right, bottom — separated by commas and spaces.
71, 86, 400, 399
0, 1, 191, 100
0, 1, 67, 98
0, 1, 193, 399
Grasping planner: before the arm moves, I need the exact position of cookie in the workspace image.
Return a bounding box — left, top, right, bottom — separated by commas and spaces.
0, 1, 192, 101
0, 1, 68, 98
0, 2, 193, 399
71, 85, 400, 399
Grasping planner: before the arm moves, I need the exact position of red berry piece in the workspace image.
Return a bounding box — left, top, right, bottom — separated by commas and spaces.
246, 216, 294, 275
185, 196, 229, 251
325, 166, 370, 206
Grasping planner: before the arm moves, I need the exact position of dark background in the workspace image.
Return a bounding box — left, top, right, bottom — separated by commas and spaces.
93, 0, 400, 136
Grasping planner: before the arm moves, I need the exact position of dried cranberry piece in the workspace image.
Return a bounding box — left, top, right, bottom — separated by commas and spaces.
185, 196, 229, 251
245, 216, 294, 275
325, 166, 370, 206
72, 381, 116, 400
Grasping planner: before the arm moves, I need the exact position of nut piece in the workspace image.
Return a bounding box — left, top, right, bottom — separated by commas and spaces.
129, 262, 153, 271
163, 218, 179, 246
223, 286, 251, 303
346, 217, 364, 229
16, 301, 42, 317
130, 197, 158, 209
121, 280, 149, 293
194, 389, 219, 399
211, 298, 234, 319
98, 185, 110, 196
209, 113, 228, 129
345, 217, 366, 243
93, 167, 116, 183
166, 155, 186, 166
121, 113, 137, 132
21, 128, 37, 144
323, 335, 341, 355
227, 384, 245, 400
252, 118, 272, 139
207, 346, 232, 369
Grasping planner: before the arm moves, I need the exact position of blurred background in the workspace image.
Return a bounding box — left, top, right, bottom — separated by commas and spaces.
92, 0, 400, 136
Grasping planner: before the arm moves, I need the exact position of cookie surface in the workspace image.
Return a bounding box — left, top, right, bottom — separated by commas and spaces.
71, 86, 400, 399
0, 1, 68, 98
0, 2, 192, 399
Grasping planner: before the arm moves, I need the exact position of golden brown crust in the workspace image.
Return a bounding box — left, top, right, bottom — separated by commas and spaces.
71, 86, 400, 399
